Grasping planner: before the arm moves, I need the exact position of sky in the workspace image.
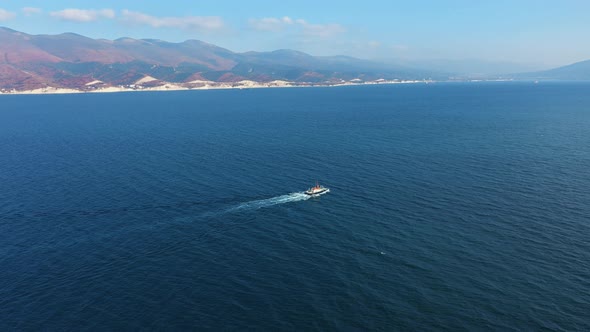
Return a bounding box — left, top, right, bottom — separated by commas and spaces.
1, 0, 589, 68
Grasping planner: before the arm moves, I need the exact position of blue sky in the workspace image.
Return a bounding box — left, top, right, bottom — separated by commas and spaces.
1, 0, 589, 67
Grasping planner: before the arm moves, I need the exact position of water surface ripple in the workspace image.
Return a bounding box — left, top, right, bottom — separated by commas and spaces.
1, 83, 589, 330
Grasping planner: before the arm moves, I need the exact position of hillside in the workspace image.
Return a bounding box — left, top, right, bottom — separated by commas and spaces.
515, 60, 590, 80
0, 27, 439, 92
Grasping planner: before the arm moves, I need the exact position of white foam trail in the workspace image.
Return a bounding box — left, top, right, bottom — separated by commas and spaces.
227, 192, 311, 212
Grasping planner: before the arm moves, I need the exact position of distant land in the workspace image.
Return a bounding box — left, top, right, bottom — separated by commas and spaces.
0, 27, 588, 94
383, 58, 550, 78
513, 60, 590, 81
0, 27, 441, 93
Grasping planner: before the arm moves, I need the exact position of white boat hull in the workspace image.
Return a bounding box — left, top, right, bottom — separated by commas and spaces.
305, 188, 330, 196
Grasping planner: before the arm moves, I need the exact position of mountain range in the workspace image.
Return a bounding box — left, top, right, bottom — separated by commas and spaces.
514, 60, 590, 81
0, 27, 441, 92
0, 27, 588, 92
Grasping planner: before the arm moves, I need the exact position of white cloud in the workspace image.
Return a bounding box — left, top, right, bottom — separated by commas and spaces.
248, 16, 346, 38
300, 22, 346, 38
121, 10, 224, 31
0, 8, 16, 21
367, 41, 381, 49
22, 7, 42, 16
248, 16, 294, 31
50, 8, 115, 22
391, 44, 409, 52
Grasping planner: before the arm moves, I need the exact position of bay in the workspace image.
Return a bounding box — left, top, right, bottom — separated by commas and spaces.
1, 82, 589, 330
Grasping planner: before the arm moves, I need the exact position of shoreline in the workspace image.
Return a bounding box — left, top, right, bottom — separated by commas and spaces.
0, 80, 433, 96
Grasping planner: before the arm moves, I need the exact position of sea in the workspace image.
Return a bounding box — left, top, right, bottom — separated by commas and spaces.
1, 82, 589, 331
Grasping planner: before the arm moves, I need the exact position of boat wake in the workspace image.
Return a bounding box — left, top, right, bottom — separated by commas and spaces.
227, 192, 311, 213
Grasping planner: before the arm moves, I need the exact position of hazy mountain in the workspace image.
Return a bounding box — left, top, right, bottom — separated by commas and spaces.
379, 58, 551, 78
415, 59, 548, 77
0, 27, 440, 91
3, 27, 582, 92
515, 60, 590, 80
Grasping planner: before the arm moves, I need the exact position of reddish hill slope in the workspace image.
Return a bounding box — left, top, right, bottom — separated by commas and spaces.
0, 27, 439, 91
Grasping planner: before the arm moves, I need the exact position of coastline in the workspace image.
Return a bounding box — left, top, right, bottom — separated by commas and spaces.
0, 79, 432, 96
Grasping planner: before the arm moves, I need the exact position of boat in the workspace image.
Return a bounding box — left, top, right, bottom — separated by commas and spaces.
305, 181, 330, 196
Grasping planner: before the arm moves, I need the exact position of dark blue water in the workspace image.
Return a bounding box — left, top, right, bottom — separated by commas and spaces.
1, 83, 589, 330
